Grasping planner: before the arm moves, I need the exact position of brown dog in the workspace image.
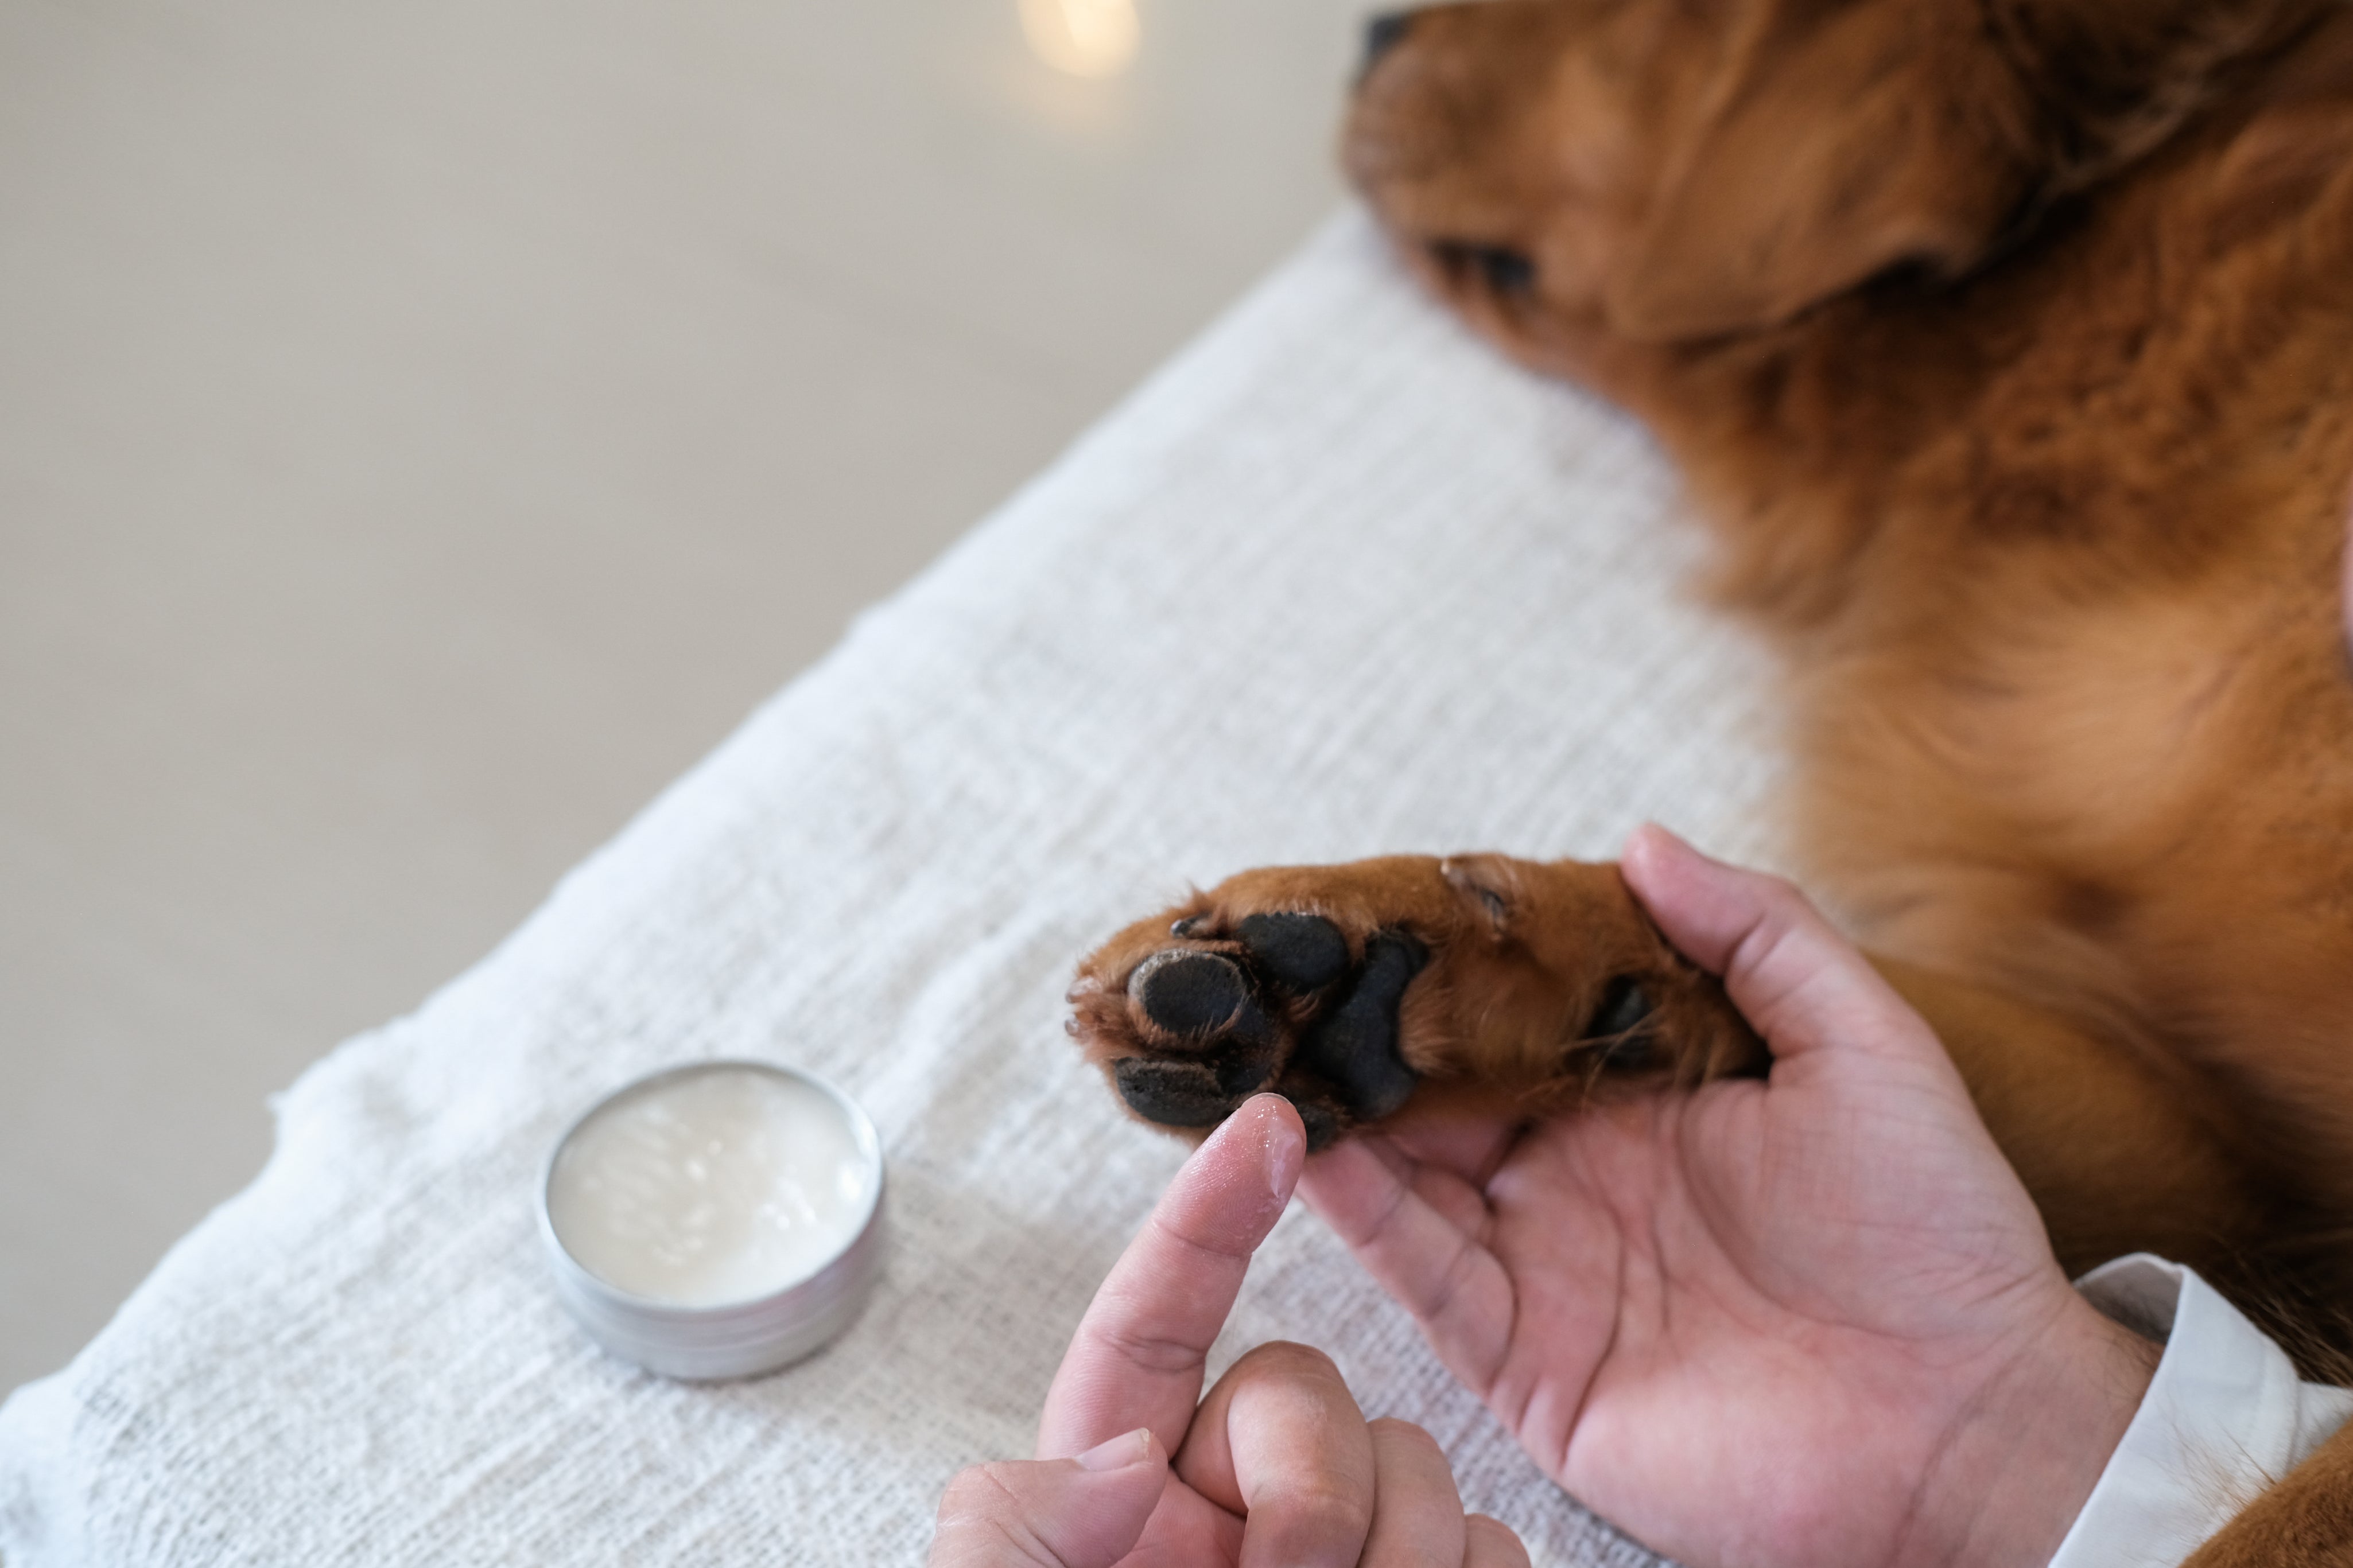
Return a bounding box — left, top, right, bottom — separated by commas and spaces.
1068, 0, 2353, 1557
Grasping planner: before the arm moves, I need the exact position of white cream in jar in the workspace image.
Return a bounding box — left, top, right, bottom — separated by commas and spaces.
546, 1064, 877, 1307
541, 1061, 885, 1379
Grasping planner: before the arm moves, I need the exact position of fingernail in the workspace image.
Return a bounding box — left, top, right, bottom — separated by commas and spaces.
1263, 1102, 1304, 1202
1075, 1428, 1154, 1472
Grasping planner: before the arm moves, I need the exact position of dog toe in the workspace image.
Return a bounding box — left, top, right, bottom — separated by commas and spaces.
1299, 929, 1428, 1120
1130, 950, 1250, 1039
1113, 1059, 1236, 1127
1286, 1094, 1342, 1153
1236, 911, 1352, 991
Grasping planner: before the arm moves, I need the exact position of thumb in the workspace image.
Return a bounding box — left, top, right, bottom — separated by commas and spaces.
928, 1429, 1168, 1567
1620, 823, 1947, 1076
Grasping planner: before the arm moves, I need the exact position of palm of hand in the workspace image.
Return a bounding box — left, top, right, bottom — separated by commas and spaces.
1308, 1022, 2090, 1568
1471, 1061, 2065, 1568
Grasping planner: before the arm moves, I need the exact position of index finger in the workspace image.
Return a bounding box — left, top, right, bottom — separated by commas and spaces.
1035, 1094, 1306, 1460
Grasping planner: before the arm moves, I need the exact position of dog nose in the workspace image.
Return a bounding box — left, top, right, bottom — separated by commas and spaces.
1360, 10, 1416, 77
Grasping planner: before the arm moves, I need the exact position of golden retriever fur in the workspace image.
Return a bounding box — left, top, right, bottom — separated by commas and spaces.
1071, 1, 2353, 1555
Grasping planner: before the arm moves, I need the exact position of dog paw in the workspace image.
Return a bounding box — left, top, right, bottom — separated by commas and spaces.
1070, 854, 1763, 1150
1089, 915, 1427, 1150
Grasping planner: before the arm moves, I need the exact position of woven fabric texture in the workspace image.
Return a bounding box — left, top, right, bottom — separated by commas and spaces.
0, 212, 1790, 1567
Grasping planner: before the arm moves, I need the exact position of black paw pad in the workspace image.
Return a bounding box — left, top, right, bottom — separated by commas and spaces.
1577, 976, 1659, 1071
1114, 1059, 1234, 1127
1236, 912, 1350, 992
1131, 951, 1248, 1038
1300, 929, 1428, 1121
1585, 976, 1652, 1040
1288, 1095, 1341, 1154
1216, 1045, 1281, 1099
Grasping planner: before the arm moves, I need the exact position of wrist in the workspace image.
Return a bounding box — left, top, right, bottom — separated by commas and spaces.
1903, 1289, 2161, 1568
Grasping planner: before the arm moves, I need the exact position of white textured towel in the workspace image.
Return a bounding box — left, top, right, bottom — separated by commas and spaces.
0, 212, 1789, 1567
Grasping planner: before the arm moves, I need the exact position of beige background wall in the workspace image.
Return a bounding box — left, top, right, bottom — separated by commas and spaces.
2, 0, 1379, 1395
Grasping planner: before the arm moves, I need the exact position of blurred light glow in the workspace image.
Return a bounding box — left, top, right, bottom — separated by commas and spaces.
1019, 0, 1140, 79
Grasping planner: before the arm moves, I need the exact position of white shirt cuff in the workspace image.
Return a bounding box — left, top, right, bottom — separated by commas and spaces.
2047, 1254, 2353, 1567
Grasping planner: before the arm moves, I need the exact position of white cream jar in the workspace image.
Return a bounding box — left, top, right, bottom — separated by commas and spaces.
539, 1060, 885, 1379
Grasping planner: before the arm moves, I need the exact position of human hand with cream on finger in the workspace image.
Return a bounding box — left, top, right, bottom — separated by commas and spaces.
927, 1093, 1529, 1568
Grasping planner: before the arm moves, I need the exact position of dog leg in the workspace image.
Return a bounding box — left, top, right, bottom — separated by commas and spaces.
1069, 854, 2261, 1280
1067, 854, 1762, 1151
